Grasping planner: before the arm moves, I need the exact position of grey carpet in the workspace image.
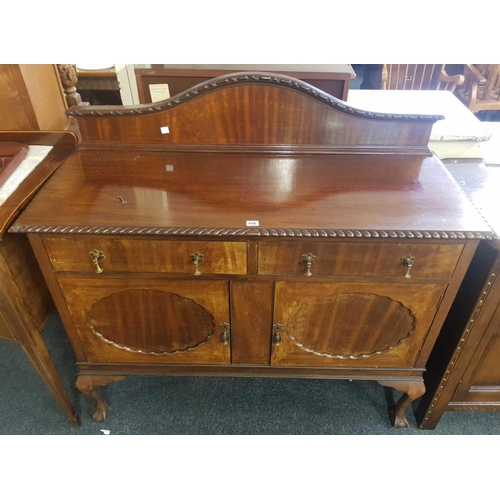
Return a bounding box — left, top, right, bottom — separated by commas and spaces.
1, 314, 499, 435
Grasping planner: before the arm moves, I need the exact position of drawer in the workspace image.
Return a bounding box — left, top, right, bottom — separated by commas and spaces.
42, 237, 247, 275
258, 241, 463, 279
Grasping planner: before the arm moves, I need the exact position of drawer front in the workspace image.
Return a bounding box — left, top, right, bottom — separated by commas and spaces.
258, 241, 463, 278
43, 237, 247, 275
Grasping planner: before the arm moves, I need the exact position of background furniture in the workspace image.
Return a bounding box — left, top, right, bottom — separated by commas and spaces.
57, 65, 86, 108
0, 131, 79, 427
416, 158, 500, 429
0, 65, 69, 131
58, 64, 140, 106
479, 122, 500, 163
348, 90, 491, 159
134, 64, 355, 103
12, 73, 492, 428
74, 65, 122, 106
361, 65, 465, 92
380, 64, 464, 91
457, 64, 500, 117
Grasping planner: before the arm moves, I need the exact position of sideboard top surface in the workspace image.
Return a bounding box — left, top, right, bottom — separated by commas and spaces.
444, 159, 500, 236
11, 150, 493, 238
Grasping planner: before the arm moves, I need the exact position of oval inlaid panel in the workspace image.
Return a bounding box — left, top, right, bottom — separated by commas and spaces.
87, 289, 215, 355
287, 293, 415, 359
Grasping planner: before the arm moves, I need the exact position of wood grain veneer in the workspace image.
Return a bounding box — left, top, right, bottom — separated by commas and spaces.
68, 73, 440, 150
10, 152, 492, 238
258, 241, 464, 278
42, 237, 247, 275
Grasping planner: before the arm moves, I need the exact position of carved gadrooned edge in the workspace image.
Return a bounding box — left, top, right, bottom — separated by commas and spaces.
86, 289, 216, 356
66, 72, 444, 122
9, 225, 496, 239
421, 257, 500, 424
286, 293, 416, 360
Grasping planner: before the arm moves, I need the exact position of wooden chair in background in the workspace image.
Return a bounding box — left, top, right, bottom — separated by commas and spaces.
381, 64, 465, 91
57, 64, 86, 108
457, 64, 500, 117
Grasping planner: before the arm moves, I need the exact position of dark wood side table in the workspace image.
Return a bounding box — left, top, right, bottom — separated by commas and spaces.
0, 131, 80, 427
416, 159, 500, 429
134, 64, 355, 103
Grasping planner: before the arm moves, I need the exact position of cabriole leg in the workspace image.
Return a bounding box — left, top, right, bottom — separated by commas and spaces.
76, 375, 125, 422
378, 380, 426, 428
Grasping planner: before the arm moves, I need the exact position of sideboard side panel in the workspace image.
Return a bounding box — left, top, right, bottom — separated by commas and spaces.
28, 234, 88, 361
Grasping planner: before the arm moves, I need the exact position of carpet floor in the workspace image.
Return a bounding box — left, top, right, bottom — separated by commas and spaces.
1, 313, 499, 435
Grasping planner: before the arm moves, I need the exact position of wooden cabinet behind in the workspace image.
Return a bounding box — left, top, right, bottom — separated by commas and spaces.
0, 131, 80, 427
134, 64, 355, 103
416, 160, 500, 429
0, 65, 68, 131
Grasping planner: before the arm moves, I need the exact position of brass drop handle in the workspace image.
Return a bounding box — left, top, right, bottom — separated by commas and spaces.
90, 249, 105, 274
401, 255, 415, 279
301, 253, 316, 277
273, 324, 283, 345
220, 323, 230, 345
190, 252, 204, 276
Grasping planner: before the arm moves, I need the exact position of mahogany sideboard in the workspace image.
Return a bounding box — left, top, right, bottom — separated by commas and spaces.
134, 64, 355, 103
416, 159, 500, 429
10, 73, 493, 427
0, 131, 80, 427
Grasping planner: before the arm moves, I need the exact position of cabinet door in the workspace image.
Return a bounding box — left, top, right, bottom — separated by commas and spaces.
58, 277, 230, 364
271, 281, 446, 368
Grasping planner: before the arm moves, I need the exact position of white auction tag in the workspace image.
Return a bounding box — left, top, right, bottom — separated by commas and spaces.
150, 83, 170, 102
246, 220, 259, 227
